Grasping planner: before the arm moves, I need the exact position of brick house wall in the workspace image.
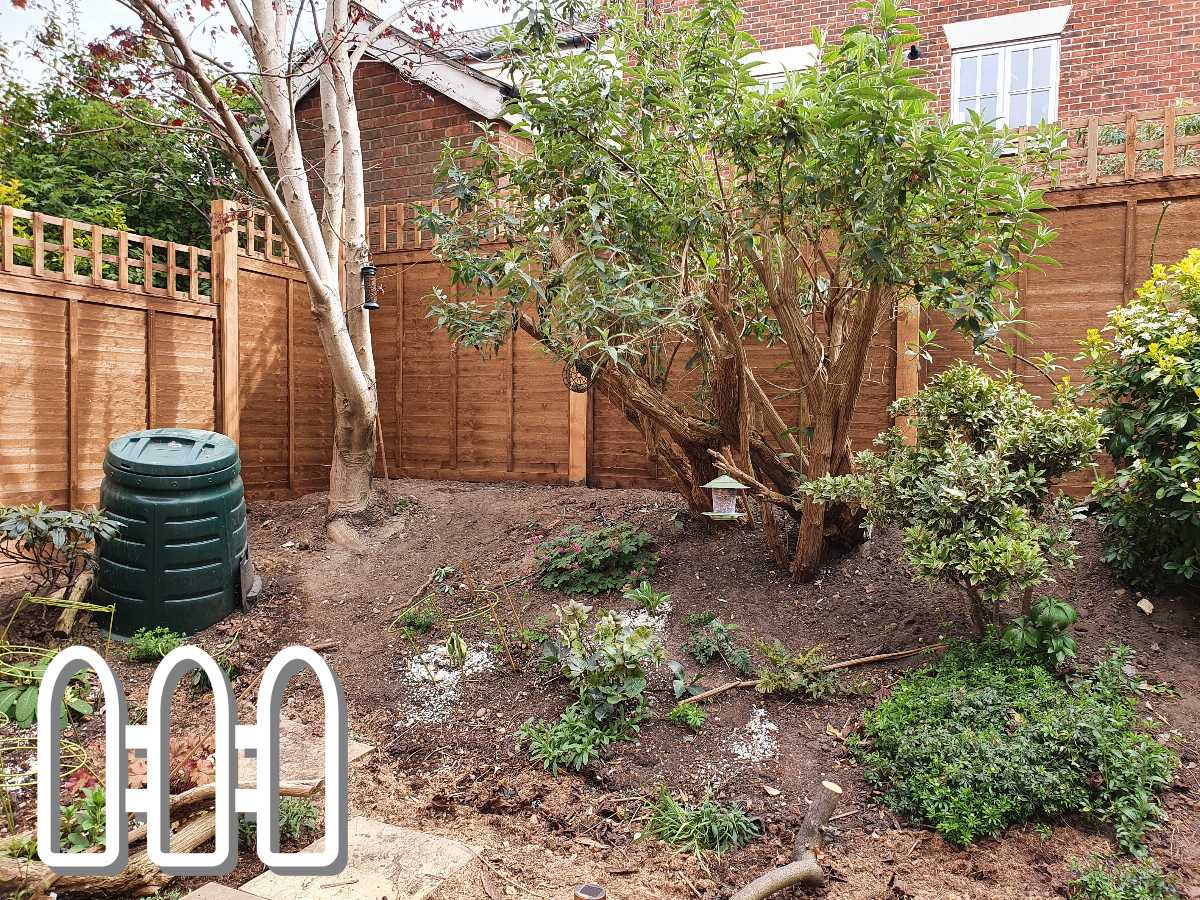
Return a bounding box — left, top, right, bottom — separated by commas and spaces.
737, 0, 1199, 120
296, 59, 489, 207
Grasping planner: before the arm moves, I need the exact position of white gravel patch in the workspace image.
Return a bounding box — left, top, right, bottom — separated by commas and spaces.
622, 600, 671, 639
725, 707, 779, 763
399, 642, 495, 724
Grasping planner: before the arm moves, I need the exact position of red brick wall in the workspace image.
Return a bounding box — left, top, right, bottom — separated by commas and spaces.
736, 0, 1199, 120
296, 60, 490, 206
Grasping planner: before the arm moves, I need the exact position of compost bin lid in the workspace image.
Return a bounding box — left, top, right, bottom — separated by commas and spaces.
104, 429, 239, 478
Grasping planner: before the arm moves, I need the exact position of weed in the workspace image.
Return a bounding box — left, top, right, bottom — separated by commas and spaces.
518, 702, 641, 775
395, 599, 438, 640
517, 619, 549, 650
856, 643, 1177, 853
535, 523, 659, 594
1068, 856, 1181, 899
686, 614, 754, 674
666, 702, 706, 732
754, 640, 843, 700
191, 633, 239, 692
127, 626, 186, 662
644, 788, 761, 856
5, 835, 36, 859
623, 581, 670, 614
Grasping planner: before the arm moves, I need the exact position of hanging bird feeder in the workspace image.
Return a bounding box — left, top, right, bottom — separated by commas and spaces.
702, 474, 750, 521
562, 359, 595, 393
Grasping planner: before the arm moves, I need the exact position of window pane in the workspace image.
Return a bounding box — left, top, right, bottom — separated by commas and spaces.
1011, 48, 1029, 91
1030, 89, 1051, 123
979, 53, 1000, 94
1032, 45, 1053, 89
979, 94, 998, 122
1009, 92, 1030, 128
958, 56, 978, 97
957, 98, 976, 121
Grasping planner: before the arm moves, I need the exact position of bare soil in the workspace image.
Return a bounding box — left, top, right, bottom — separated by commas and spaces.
3, 478, 1199, 899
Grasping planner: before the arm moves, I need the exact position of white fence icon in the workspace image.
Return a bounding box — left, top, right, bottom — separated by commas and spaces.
36, 645, 348, 877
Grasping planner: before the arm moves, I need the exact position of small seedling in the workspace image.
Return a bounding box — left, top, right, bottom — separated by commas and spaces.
395, 599, 438, 640
686, 614, 754, 675
623, 581, 670, 614
645, 788, 761, 856
446, 629, 468, 669
666, 702, 706, 732
1068, 855, 1181, 899
60, 787, 107, 852
517, 619, 549, 650
128, 627, 186, 662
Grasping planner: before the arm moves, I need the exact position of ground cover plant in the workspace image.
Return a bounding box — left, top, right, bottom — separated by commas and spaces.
685, 612, 753, 674
804, 363, 1103, 633
427, 0, 1061, 578
1082, 248, 1200, 590
534, 523, 659, 594
644, 788, 761, 857
855, 642, 1176, 853
1069, 857, 1182, 899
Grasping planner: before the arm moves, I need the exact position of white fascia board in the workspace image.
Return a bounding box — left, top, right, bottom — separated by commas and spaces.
943, 6, 1072, 50
370, 33, 507, 119
746, 44, 818, 76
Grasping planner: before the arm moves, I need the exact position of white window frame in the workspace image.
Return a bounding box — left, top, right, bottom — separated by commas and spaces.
748, 44, 818, 91
949, 38, 1061, 128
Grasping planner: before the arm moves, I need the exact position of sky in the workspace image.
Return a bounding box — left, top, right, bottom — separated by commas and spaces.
0, 0, 516, 83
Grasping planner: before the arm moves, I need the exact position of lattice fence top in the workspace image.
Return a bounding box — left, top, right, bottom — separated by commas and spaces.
1032, 102, 1200, 188
0, 206, 213, 302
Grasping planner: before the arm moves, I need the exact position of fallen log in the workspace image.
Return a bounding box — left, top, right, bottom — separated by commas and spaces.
53, 571, 95, 637
731, 781, 842, 900
680, 644, 947, 706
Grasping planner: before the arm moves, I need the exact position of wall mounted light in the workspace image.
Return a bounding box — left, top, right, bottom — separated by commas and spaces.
907, 44, 921, 61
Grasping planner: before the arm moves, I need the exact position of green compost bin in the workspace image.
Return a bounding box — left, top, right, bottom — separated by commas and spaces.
95, 428, 249, 637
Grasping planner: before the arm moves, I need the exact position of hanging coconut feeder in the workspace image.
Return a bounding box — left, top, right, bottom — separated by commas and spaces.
562, 359, 595, 393
701, 474, 750, 521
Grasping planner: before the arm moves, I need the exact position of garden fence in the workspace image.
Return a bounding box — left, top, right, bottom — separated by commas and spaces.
2, 102, 1199, 506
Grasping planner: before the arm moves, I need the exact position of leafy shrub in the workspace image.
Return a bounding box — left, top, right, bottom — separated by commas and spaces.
521, 601, 661, 773
645, 788, 761, 856
856, 643, 1176, 853
0, 649, 93, 727
804, 363, 1103, 634
666, 702, 706, 732
1002, 595, 1079, 667
238, 796, 323, 845
0, 503, 120, 593
127, 626, 186, 662
754, 640, 843, 700
534, 523, 658, 594
1069, 857, 1181, 900
542, 600, 662, 725
518, 702, 640, 775
1082, 249, 1200, 589
685, 612, 753, 674
623, 580, 670, 614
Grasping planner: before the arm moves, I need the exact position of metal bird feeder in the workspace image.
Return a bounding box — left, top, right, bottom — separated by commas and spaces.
702, 474, 750, 521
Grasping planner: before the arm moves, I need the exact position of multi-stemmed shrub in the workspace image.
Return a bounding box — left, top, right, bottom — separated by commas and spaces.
534, 523, 659, 594
1082, 248, 1200, 590
855, 643, 1176, 854
803, 363, 1103, 635
0, 503, 119, 593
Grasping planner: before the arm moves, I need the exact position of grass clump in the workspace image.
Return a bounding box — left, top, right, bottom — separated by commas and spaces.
665, 702, 706, 732
644, 788, 761, 856
1069, 857, 1181, 899
127, 626, 186, 662
855, 643, 1176, 853
239, 797, 322, 845
534, 523, 658, 594
685, 612, 753, 675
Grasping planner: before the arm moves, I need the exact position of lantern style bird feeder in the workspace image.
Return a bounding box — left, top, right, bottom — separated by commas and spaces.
702, 474, 750, 521
361, 263, 379, 311
562, 359, 595, 393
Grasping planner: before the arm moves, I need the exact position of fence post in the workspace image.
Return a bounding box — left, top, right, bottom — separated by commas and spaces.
212, 200, 241, 445
568, 389, 589, 484
894, 297, 920, 443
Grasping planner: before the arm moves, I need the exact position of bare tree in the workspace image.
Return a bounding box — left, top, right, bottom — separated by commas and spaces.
35, 0, 455, 534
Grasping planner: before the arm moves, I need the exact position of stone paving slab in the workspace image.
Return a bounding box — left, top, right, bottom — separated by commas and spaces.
239, 816, 478, 900
236, 716, 373, 792
181, 884, 263, 900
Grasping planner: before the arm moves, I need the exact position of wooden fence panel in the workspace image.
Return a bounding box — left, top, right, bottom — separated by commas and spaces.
236, 265, 291, 496
0, 206, 217, 508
